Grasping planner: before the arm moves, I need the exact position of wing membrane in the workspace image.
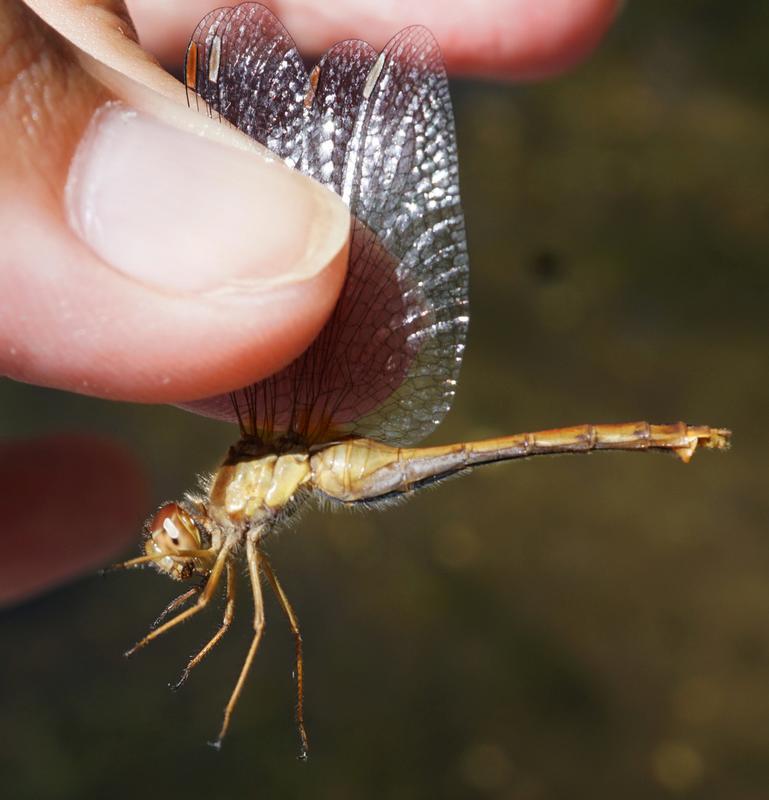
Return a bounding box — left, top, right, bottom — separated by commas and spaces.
183, 3, 469, 446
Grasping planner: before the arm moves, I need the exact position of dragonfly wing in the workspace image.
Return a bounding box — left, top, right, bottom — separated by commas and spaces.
182, 6, 469, 446
186, 4, 309, 161
332, 25, 469, 444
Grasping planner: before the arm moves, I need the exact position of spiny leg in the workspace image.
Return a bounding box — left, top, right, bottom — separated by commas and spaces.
125, 543, 231, 658
102, 549, 215, 574
152, 585, 202, 630
172, 560, 237, 691
261, 552, 309, 760
212, 537, 265, 749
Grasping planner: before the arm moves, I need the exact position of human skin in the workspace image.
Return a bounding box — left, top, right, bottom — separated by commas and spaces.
0, 0, 619, 604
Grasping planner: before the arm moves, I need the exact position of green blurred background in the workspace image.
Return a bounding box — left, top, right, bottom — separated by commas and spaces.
2, 1, 769, 797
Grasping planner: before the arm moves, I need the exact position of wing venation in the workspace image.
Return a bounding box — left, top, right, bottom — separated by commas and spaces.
182, 4, 469, 446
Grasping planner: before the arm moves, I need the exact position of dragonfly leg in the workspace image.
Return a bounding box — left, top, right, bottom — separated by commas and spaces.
261, 552, 309, 760
124, 543, 230, 658
102, 549, 215, 574
211, 537, 265, 749
171, 561, 236, 691
151, 585, 202, 630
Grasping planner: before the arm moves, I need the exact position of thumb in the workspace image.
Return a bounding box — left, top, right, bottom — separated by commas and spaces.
2, 1, 349, 404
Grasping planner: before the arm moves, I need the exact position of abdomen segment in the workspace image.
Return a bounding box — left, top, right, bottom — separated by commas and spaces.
310, 422, 731, 503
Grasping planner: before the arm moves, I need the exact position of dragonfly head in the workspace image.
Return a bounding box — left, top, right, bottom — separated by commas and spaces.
144, 502, 215, 580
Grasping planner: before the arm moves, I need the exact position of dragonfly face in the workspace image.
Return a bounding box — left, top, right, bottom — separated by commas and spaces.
143, 502, 216, 581
111, 2, 730, 755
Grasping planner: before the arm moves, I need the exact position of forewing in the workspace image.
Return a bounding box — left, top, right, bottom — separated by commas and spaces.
183, 5, 469, 446
186, 3, 309, 161
330, 26, 469, 443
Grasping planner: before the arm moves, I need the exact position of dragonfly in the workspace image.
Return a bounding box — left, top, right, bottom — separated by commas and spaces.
111, 3, 730, 755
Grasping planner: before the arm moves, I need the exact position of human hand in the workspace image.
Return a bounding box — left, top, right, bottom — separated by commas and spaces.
0, 0, 619, 604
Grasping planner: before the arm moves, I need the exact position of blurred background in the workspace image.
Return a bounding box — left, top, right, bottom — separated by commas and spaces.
2, 1, 768, 798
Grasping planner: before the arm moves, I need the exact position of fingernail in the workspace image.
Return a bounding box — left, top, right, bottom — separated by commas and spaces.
66, 103, 345, 293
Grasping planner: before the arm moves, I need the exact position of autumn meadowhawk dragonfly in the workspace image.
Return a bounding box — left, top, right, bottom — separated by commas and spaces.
111, 3, 730, 755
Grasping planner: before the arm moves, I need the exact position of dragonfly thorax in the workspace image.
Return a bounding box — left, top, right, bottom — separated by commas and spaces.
208, 449, 313, 527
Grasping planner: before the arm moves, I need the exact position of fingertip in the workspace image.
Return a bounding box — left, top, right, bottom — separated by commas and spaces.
2, 95, 350, 404
0, 434, 151, 607
127, 0, 620, 79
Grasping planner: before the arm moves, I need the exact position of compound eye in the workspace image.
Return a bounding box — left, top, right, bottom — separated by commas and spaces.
149, 503, 201, 554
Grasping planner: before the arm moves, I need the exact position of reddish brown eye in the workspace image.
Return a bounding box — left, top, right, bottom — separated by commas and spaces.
150, 503, 180, 531
149, 503, 201, 553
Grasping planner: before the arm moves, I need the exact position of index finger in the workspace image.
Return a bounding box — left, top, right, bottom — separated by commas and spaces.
128, 0, 620, 79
